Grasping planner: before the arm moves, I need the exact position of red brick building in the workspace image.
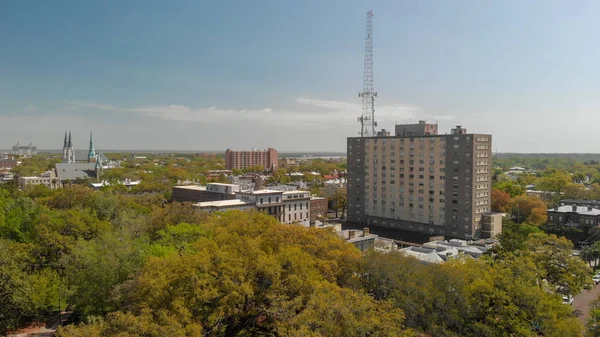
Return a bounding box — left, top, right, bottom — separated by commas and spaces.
225, 148, 278, 171
310, 196, 328, 220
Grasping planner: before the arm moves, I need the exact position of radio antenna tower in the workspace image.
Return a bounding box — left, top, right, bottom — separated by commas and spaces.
357, 9, 377, 137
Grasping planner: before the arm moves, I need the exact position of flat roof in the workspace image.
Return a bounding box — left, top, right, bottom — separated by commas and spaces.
206, 183, 238, 187
348, 133, 491, 140
238, 189, 282, 195
283, 190, 310, 195
173, 185, 206, 191
195, 199, 253, 207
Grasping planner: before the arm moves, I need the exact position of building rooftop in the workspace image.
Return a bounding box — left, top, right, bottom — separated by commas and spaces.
548, 205, 600, 215
336, 229, 378, 243
238, 189, 282, 195
283, 190, 310, 197
173, 185, 207, 191
206, 182, 238, 187
196, 199, 253, 208
55, 163, 97, 181
560, 199, 600, 206
399, 247, 446, 264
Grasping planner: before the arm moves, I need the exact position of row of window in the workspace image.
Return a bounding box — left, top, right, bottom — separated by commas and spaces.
287, 212, 309, 222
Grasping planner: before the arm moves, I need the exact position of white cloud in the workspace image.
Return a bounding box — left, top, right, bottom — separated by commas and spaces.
467, 118, 477, 122
63, 97, 450, 132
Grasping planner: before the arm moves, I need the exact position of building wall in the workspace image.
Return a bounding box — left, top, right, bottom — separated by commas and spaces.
347, 128, 492, 239
206, 183, 239, 194
19, 171, 58, 190
172, 186, 236, 203
310, 197, 328, 220
480, 212, 503, 238
0, 159, 17, 169
237, 190, 285, 222
225, 148, 279, 171
283, 191, 311, 224
394, 121, 438, 136
195, 204, 255, 213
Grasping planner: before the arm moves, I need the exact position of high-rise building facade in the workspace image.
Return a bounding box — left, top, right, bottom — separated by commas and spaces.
347, 121, 492, 239
225, 148, 278, 171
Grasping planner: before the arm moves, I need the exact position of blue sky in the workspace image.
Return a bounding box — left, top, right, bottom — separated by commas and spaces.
1, 0, 600, 152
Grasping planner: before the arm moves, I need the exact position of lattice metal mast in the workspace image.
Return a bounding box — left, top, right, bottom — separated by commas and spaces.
358, 10, 377, 137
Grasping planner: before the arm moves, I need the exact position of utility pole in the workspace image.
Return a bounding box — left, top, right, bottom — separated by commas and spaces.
357, 10, 377, 137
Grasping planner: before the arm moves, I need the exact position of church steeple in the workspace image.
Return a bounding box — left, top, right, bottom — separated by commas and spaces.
62, 131, 69, 163
68, 131, 72, 147
88, 132, 96, 163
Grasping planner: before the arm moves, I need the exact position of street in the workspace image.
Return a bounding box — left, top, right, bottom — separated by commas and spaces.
574, 283, 600, 325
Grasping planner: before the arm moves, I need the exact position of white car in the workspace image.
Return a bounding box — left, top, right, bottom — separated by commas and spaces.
593, 275, 600, 285
562, 295, 574, 305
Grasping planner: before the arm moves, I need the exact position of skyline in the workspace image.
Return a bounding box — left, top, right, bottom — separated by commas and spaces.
2, 1, 600, 152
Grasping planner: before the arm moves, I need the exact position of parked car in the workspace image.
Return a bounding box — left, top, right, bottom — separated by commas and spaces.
562, 295, 574, 305
593, 275, 600, 285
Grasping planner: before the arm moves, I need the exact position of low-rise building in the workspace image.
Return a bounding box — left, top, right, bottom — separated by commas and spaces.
172, 183, 239, 203
236, 189, 285, 222
89, 179, 141, 189
0, 173, 15, 184
558, 199, 600, 209
547, 203, 600, 226
55, 162, 101, 186
0, 159, 18, 170
282, 190, 311, 224
399, 238, 493, 264
480, 212, 503, 238
336, 228, 378, 252
19, 170, 59, 190
310, 196, 328, 220
194, 199, 255, 213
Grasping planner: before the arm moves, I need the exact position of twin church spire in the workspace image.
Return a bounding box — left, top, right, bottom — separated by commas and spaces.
62, 131, 97, 164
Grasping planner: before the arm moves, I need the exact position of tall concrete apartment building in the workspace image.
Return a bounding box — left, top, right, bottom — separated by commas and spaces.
225, 148, 278, 171
347, 121, 492, 239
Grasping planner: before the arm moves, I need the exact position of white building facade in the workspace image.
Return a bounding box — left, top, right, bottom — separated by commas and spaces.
19, 171, 58, 190
282, 190, 311, 224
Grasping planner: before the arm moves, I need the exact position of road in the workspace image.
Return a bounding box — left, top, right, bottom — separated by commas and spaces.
573, 283, 600, 325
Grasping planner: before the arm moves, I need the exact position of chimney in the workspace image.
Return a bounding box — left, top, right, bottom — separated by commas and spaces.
554, 205, 559, 211
349, 230, 355, 240
363, 227, 370, 237
572, 204, 577, 212
589, 206, 593, 211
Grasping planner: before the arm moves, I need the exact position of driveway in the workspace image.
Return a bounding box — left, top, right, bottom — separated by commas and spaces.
573, 283, 600, 324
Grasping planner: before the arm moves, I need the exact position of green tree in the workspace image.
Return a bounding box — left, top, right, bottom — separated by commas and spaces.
62, 231, 148, 316
526, 232, 592, 295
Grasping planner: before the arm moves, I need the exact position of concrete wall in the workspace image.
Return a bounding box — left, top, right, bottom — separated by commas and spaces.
172, 186, 236, 203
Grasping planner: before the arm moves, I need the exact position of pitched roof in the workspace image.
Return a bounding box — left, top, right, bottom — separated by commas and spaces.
55, 163, 97, 181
